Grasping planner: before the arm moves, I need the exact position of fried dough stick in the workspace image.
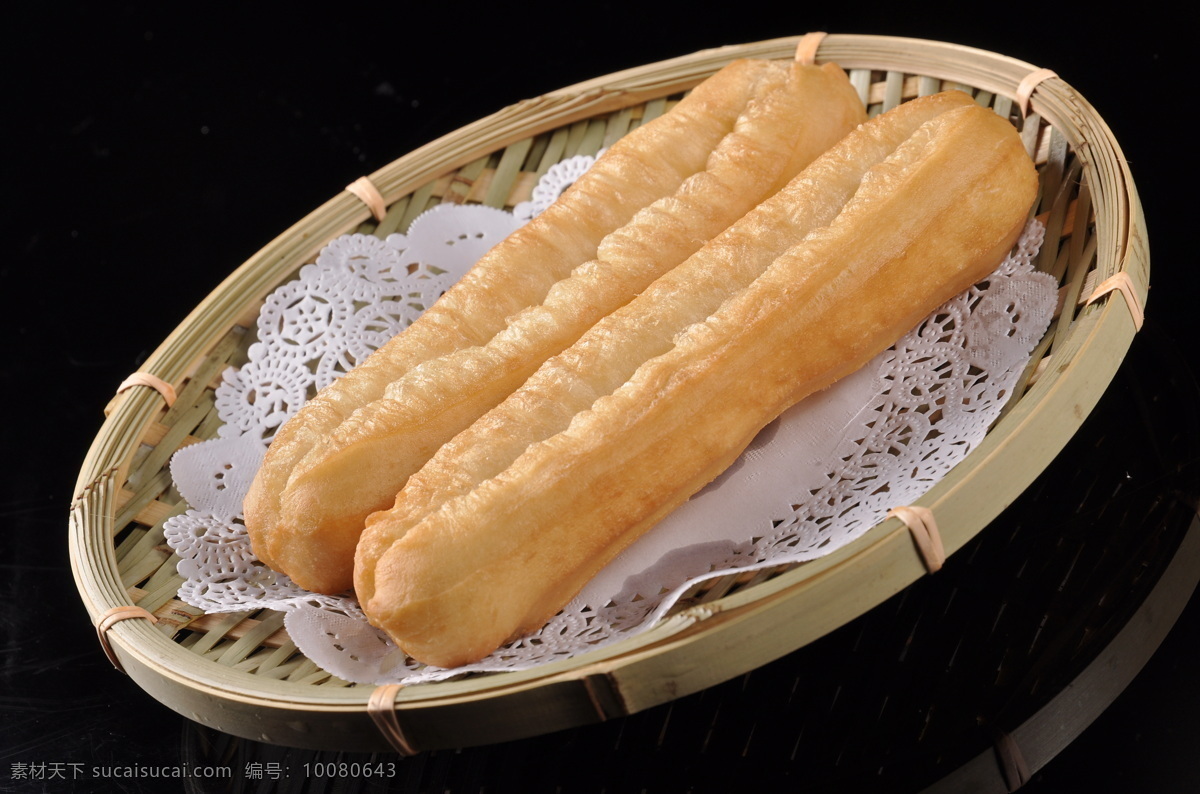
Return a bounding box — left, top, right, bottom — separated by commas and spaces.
244, 58, 788, 584
353, 91, 974, 610
360, 93, 1037, 667
271, 61, 865, 594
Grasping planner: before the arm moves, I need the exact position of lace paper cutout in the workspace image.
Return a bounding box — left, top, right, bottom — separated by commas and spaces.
166, 161, 1054, 686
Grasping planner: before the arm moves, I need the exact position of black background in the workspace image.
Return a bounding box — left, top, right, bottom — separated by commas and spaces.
3, 3, 1196, 792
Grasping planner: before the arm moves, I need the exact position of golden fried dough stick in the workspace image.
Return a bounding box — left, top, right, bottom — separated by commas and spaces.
272, 61, 865, 594
243, 58, 786, 584
361, 94, 1038, 667
353, 90, 972, 613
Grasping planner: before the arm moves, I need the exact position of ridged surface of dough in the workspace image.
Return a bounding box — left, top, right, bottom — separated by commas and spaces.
353, 90, 974, 609
361, 94, 1038, 668
242, 59, 783, 588
255, 60, 866, 593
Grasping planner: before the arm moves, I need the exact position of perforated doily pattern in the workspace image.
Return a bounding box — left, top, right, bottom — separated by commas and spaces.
166, 161, 1054, 685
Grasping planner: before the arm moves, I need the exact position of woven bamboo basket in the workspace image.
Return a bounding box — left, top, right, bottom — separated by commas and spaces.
70, 33, 1148, 753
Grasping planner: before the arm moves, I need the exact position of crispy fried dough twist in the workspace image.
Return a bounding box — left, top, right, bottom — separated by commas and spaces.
243, 58, 781, 586
359, 92, 1038, 667
247, 59, 865, 593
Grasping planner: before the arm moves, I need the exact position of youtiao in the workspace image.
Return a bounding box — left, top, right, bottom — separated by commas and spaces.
359, 92, 1038, 667
246, 58, 865, 593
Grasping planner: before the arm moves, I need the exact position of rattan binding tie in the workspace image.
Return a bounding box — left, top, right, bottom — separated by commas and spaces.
368, 684, 418, 756
1016, 68, 1057, 118
116, 372, 177, 408
346, 176, 387, 221
794, 32, 827, 65
1086, 271, 1145, 331
992, 729, 1031, 791
96, 606, 158, 673
887, 506, 945, 573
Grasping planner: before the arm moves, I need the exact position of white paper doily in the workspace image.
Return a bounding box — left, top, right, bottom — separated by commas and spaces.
166, 158, 1055, 686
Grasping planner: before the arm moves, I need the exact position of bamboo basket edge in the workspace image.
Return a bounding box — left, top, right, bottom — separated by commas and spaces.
69, 33, 1147, 752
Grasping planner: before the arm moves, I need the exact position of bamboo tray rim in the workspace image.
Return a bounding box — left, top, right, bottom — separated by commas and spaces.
69, 32, 1148, 752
